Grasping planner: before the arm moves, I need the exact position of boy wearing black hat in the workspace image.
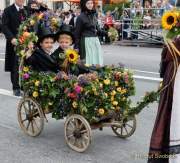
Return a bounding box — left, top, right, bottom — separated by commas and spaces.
51, 24, 89, 75
25, 25, 59, 73
51, 24, 74, 63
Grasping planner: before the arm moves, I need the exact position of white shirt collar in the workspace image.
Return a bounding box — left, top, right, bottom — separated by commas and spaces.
15, 3, 23, 11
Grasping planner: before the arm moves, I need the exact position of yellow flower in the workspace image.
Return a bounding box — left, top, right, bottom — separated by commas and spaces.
121, 89, 127, 94
162, 11, 177, 30
99, 83, 103, 88
111, 96, 114, 101
111, 90, 116, 96
104, 93, 108, 98
32, 91, 39, 98
115, 106, 121, 111
48, 102, 53, 106
92, 87, 96, 92
23, 26, 27, 31
98, 108, 105, 115
117, 87, 122, 92
94, 92, 98, 95
111, 106, 115, 110
65, 49, 79, 63
115, 81, 119, 86
30, 20, 35, 26
122, 97, 126, 101
34, 80, 40, 87
23, 66, 29, 72
104, 79, 110, 85
72, 101, 78, 108
112, 101, 118, 106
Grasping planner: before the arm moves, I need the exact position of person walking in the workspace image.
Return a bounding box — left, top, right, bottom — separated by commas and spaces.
74, 0, 103, 65
2, 0, 28, 96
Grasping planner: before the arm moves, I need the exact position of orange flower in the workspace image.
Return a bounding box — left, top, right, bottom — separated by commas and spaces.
22, 32, 31, 39
19, 36, 25, 44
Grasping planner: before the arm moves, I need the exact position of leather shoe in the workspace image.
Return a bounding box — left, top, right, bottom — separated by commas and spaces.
13, 89, 21, 96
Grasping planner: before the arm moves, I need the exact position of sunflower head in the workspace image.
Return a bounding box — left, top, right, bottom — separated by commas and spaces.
162, 11, 178, 30
65, 49, 79, 64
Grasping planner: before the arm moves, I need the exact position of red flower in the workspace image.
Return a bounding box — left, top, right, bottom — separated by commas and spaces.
68, 92, 77, 99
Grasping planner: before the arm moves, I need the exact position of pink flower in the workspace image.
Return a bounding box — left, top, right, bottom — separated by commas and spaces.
74, 85, 82, 94
23, 73, 30, 80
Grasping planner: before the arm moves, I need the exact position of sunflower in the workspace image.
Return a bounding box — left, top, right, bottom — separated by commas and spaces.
98, 108, 105, 115
65, 49, 79, 63
34, 80, 40, 87
23, 66, 29, 72
162, 11, 177, 30
72, 101, 78, 108
32, 91, 39, 98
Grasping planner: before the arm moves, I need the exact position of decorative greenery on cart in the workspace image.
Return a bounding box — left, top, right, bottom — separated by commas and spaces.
21, 64, 137, 122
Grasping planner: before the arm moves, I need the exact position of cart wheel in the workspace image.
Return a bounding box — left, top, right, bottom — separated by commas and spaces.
112, 114, 136, 138
64, 114, 92, 152
17, 97, 44, 137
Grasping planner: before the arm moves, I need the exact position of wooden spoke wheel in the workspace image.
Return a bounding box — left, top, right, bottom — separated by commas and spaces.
64, 114, 92, 152
17, 97, 44, 137
112, 114, 136, 138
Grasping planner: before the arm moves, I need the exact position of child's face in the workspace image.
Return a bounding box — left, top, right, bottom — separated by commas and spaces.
40, 37, 54, 54
58, 35, 73, 50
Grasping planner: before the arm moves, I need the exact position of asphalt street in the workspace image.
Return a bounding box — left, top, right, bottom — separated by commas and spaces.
0, 36, 161, 163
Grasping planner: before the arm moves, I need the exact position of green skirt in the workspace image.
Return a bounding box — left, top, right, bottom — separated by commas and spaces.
80, 37, 103, 65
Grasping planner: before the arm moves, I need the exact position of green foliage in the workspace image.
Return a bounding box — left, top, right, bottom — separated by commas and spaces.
103, 2, 130, 16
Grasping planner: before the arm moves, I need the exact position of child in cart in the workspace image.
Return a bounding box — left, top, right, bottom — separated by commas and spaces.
25, 24, 60, 73
51, 24, 90, 75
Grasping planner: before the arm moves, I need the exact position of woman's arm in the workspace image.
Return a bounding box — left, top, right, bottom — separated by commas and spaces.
74, 16, 83, 50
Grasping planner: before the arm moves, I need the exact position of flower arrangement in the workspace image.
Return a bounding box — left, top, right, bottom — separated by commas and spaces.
16, 11, 61, 58
62, 66, 135, 122
108, 27, 119, 42
60, 49, 80, 74
20, 65, 137, 122
161, 8, 180, 39
20, 63, 159, 122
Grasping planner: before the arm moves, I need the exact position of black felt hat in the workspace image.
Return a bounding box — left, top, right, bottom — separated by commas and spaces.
37, 24, 55, 44
55, 24, 75, 43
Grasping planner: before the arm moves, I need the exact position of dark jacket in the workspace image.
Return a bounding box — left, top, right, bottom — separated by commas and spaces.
2, 4, 28, 72
74, 11, 99, 50
51, 46, 64, 65
26, 48, 60, 73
